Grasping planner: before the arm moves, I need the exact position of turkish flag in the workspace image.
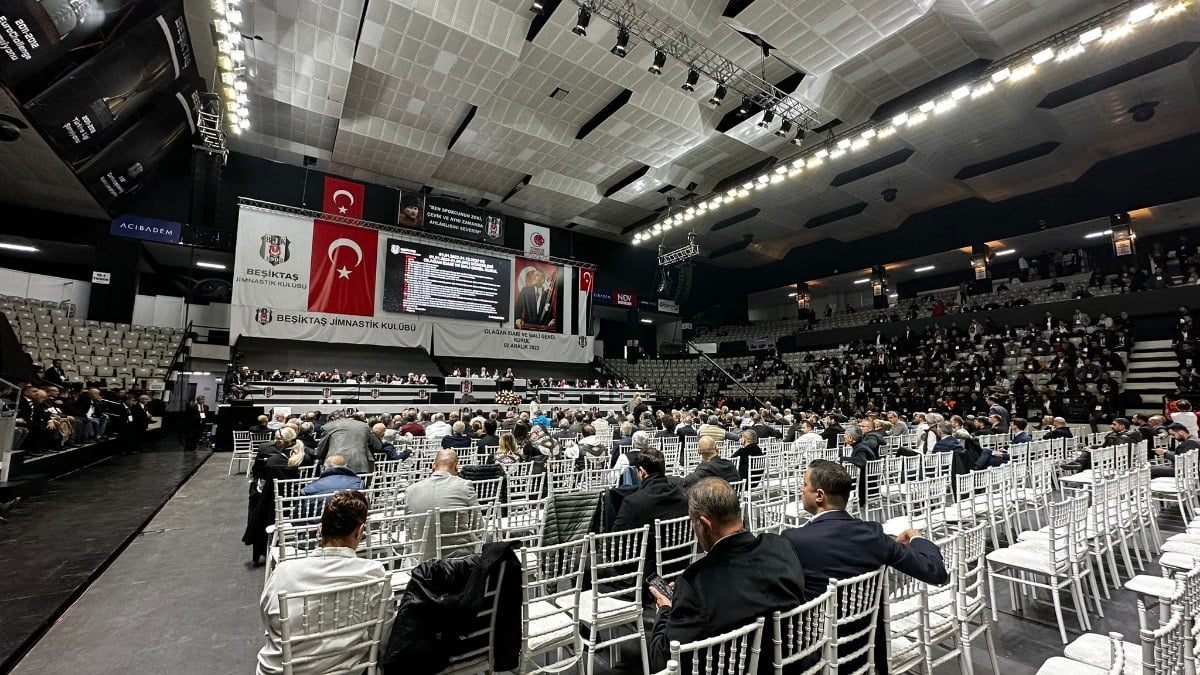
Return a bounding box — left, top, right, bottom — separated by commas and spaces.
308, 220, 378, 316
323, 177, 365, 220
579, 268, 594, 294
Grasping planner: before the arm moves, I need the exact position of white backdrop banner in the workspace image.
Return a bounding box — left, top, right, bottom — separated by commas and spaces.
230, 305, 431, 349
433, 324, 591, 363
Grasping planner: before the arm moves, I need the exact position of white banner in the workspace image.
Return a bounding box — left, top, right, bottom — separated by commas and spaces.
230, 305, 431, 349
433, 324, 591, 363
233, 208, 313, 309
523, 222, 550, 259
657, 298, 679, 314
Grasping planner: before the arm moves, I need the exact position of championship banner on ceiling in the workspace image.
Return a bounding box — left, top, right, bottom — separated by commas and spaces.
23, 1, 195, 162
233, 205, 594, 351
0, 0, 159, 89
432, 324, 592, 364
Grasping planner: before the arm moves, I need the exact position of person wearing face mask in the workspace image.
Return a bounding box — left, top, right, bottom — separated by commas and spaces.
647, 477, 807, 674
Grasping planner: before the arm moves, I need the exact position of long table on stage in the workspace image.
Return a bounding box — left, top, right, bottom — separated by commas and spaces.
224, 380, 655, 416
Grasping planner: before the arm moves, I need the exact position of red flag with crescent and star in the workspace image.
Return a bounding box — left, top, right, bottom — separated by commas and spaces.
323, 177, 365, 219
308, 220, 378, 316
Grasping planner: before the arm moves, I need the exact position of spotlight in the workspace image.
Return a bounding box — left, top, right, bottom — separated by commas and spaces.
758, 109, 775, 128
649, 49, 666, 75
738, 96, 750, 115
529, 0, 543, 13
881, 188, 898, 203
681, 69, 698, 91
1129, 101, 1158, 122
775, 119, 793, 138
572, 7, 590, 36
709, 85, 726, 106
790, 128, 806, 146
612, 26, 630, 58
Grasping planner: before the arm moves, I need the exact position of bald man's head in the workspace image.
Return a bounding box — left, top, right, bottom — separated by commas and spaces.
432, 449, 460, 475
697, 435, 718, 459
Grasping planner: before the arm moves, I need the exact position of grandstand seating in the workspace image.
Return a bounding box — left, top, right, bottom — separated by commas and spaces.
0, 295, 186, 391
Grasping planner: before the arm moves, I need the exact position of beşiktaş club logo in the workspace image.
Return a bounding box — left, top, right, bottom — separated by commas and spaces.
263, 387, 274, 398
486, 216, 502, 239
370, 389, 381, 399
259, 235, 291, 266
579, 336, 587, 347
322, 387, 333, 398
255, 308, 274, 325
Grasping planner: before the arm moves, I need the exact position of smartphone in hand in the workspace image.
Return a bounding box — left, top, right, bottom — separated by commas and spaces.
646, 573, 674, 601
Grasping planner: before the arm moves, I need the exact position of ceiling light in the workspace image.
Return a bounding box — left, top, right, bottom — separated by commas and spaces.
0, 242, 38, 252
196, 262, 227, 270
1080, 26, 1104, 44
227, 112, 239, 125
226, 9, 241, 24
709, 85, 726, 105
775, 119, 793, 138
572, 7, 590, 35
861, 128, 876, 140
934, 99, 955, 114
851, 138, 869, 151
221, 71, 236, 85
234, 80, 248, 92
681, 69, 699, 91
918, 100, 935, 113
640, 318, 653, 324
853, 278, 871, 285
1084, 230, 1113, 239
529, 0, 544, 13
908, 112, 927, 126
1010, 64, 1036, 81
611, 26, 630, 57
815, 148, 829, 159
791, 128, 806, 145
1032, 48, 1055, 65
914, 265, 935, 273
951, 86, 970, 100
649, 49, 666, 75
837, 138, 852, 149
738, 96, 751, 115
774, 165, 787, 174
787, 292, 798, 298
806, 157, 823, 168
971, 83, 994, 98
889, 293, 899, 298
227, 30, 241, 44
990, 67, 1011, 83
236, 93, 248, 104
239, 119, 250, 130
1129, 3, 1156, 22
758, 109, 775, 128
892, 113, 909, 127
214, 19, 230, 34
995, 249, 1016, 256
1056, 44, 1085, 61
213, 0, 226, 12
756, 174, 770, 184
230, 49, 245, 62
877, 126, 896, 138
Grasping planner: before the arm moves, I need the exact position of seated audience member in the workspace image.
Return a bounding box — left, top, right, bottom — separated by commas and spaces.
572, 424, 608, 469
371, 423, 406, 462
1152, 422, 1200, 478
784, 460, 949, 674
680, 436, 741, 489
647, 478, 806, 675
267, 412, 287, 431
791, 420, 825, 448
1170, 399, 1199, 438
440, 421, 472, 450
931, 421, 960, 454
316, 411, 381, 474
17, 385, 58, 455
614, 448, 688, 532
1042, 416, 1073, 440
842, 425, 878, 468
257, 490, 394, 675
424, 413, 452, 441
821, 414, 846, 449
475, 418, 500, 451
404, 449, 483, 561
1064, 417, 1142, 471
300, 455, 365, 496
733, 428, 765, 484
399, 412, 425, 437
243, 427, 307, 565
249, 415, 271, 434
975, 418, 1030, 470
492, 432, 522, 466
697, 415, 729, 443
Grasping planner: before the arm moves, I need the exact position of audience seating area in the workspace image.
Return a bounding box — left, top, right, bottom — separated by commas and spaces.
245, 418, 1200, 674
2, 295, 185, 390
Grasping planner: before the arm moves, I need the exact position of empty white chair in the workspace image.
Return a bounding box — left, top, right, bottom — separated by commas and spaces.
230, 431, 256, 475
568, 527, 650, 675
1034, 632, 1125, 675
654, 515, 698, 583
516, 539, 588, 674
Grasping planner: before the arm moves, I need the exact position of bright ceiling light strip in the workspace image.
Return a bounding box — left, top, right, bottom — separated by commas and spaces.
196, 262, 227, 269
214, 2, 250, 135
628, 0, 1191, 244
995, 249, 1017, 256
853, 278, 871, 285
914, 265, 936, 272
0, 242, 38, 252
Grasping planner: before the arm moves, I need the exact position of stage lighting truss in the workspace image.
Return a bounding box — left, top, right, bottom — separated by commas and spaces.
212, 0, 251, 135
628, 0, 1194, 244
194, 93, 229, 164
658, 241, 700, 267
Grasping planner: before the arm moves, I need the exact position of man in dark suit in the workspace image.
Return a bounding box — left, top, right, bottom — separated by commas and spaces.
43, 359, 67, 386
648, 477, 806, 674
820, 414, 844, 449
784, 460, 949, 674
733, 428, 765, 485
184, 395, 210, 452
514, 267, 555, 330
614, 448, 689, 577
751, 414, 782, 441
679, 436, 740, 489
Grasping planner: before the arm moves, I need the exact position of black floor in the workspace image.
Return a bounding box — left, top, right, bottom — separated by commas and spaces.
0, 438, 210, 673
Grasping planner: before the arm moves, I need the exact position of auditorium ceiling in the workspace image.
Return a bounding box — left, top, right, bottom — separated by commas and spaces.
186, 0, 1200, 268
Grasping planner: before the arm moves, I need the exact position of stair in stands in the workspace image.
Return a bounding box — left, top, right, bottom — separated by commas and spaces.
1125, 338, 1178, 417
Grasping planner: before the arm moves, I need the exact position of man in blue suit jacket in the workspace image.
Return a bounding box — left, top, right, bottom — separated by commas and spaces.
783, 460, 949, 674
